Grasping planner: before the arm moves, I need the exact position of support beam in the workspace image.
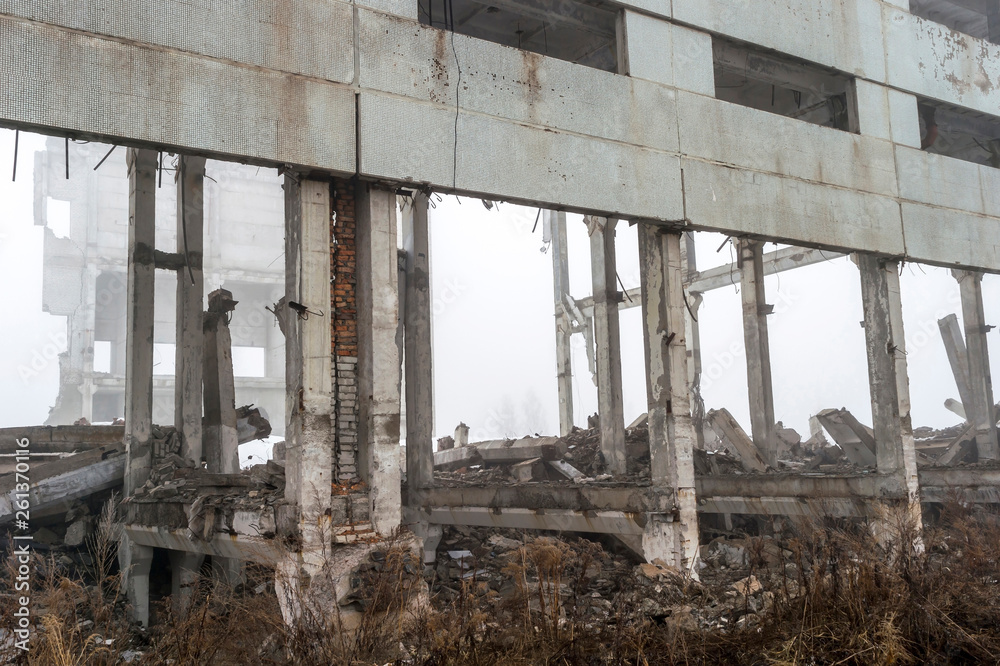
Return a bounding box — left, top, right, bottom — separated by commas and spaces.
549, 211, 575, 436
404, 193, 433, 490
174, 156, 206, 465
955, 270, 999, 461
203, 289, 240, 475
357, 184, 402, 535
283, 176, 334, 556
857, 254, 922, 525
123, 148, 156, 496
589, 216, 626, 474
169, 550, 205, 617
738, 239, 776, 466
638, 225, 699, 570
938, 313, 975, 416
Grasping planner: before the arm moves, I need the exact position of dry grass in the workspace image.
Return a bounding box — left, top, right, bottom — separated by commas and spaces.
1, 501, 999, 664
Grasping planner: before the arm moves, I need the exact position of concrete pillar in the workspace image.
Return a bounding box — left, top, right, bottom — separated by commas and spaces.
356, 183, 402, 535
938, 314, 975, 416
737, 239, 776, 466
283, 176, 334, 557
549, 211, 575, 436
589, 216, 626, 474
680, 232, 706, 448
123, 148, 157, 496
403, 193, 434, 490
212, 557, 244, 589
175, 156, 206, 464
119, 540, 154, 627
169, 550, 205, 617
638, 225, 699, 571
954, 270, 999, 460
203, 289, 240, 474
858, 254, 922, 529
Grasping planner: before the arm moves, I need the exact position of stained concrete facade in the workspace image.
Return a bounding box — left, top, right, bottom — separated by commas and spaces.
6, 0, 1000, 622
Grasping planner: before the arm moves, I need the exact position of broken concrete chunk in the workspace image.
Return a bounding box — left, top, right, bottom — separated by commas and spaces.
437, 436, 455, 451
815, 409, 877, 468
64, 518, 91, 547
706, 409, 769, 473
511, 457, 545, 483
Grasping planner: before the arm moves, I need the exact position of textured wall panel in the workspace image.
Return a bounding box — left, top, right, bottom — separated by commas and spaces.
358, 11, 680, 154
359, 92, 685, 220
0, 0, 354, 83
673, 0, 886, 81
895, 146, 987, 215
677, 92, 899, 197
902, 202, 1000, 271
884, 6, 1000, 117
0, 16, 355, 171
622, 12, 715, 95
682, 158, 905, 255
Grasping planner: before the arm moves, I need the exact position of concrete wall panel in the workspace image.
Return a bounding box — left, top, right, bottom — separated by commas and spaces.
682, 158, 905, 255
672, 0, 886, 81
902, 202, 1000, 270
621, 12, 715, 96
359, 11, 679, 153
895, 146, 987, 215
884, 7, 1000, 116
677, 92, 899, 197
0, 0, 355, 83
359, 92, 685, 220
0, 16, 356, 171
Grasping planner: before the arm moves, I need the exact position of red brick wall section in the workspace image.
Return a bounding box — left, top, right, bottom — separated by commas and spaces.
331, 178, 359, 482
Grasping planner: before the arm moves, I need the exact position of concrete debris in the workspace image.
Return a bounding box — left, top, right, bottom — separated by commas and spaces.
511, 457, 546, 482
705, 409, 769, 473
235, 405, 272, 444
814, 409, 877, 468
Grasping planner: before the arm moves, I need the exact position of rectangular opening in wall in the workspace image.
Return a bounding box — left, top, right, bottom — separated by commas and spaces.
233, 346, 267, 378
93, 340, 111, 374
713, 38, 858, 133
910, 0, 998, 44
418, 0, 619, 72
918, 98, 1000, 168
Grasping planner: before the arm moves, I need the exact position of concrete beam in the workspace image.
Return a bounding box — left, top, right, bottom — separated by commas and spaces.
638, 226, 699, 570
815, 408, 878, 468
938, 313, 976, 415
589, 216, 626, 474
125, 525, 285, 564
738, 239, 777, 466
955, 270, 999, 460
549, 211, 575, 436
174, 156, 206, 465
706, 408, 769, 473
857, 254, 922, 528
357, 184, 402, 535
403, 193, 434, 490
283, 176, 334, 555
413, 506, 646, 536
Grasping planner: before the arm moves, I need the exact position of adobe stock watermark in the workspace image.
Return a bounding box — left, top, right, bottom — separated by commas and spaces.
17, 330, 67, 385
701, 286, 799, 392
11, 436, 33, 652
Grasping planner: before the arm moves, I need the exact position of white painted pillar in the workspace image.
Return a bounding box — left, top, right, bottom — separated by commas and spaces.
954, 270, 999, 461
283, 176, 334, 557
404, 193, 434, 490
203, 289, 240, 475
589, 216, 626, 474
357, 184, 402, 535
738, 239, 776, 466
858, 254, 922, 527
175, 156, 206, 465
549, 211, 575, 436
639, 225, 699, 571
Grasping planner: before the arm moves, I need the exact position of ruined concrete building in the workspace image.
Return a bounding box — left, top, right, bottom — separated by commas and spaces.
3, 0, 1000, 625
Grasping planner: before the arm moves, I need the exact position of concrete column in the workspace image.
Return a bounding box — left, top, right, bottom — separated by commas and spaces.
169, 550, 205, 617
175, 156, 206, 465
549, 211, 575, 436
954, 270, 999, 461
283, 176, 334, 557
938, 314, 975, 415
123, 148, 157, 496
589, 216, 626, 474
737, 239, 776, 466
356, 183, 402, 535
858, 254, 921, 526
681, 232, 706, 448
118, 540, 153, 627
203, 289, 239, 474
404, 193, 434, 490
638, 225, 699, 571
